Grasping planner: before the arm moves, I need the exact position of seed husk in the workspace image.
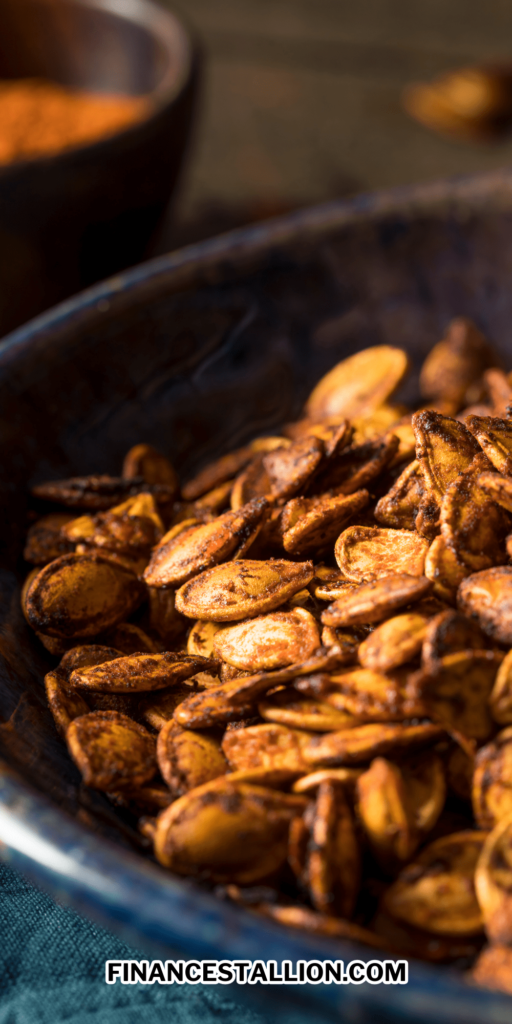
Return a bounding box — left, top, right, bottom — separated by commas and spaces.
478, 471, 512, 513
25, 552, 145, 639
320, 667, 408, 722
175, 558, 314, 622
440, 453, 510, 572
122, 444, 178, 488
306, 346, 409, 420
144, 498, 268, 588
304, 721, 445, 766
320, 625, 362, 661
66, 710, 157, 791
76, 493, 165, 558
458, 567, 512, 645
473, 729, 512, 830
24, 513, 75, 565
335, 526, 429, 582
258, 903, 387, 949
282, 489, 369, 556
413, 411, 480, 508
475, 815, 512, 944
321, 574, 432, 628
357, 757, 418, 868
182, 446, 255, 501
408, 650, 503, 741
157, 719, 227, 795
44, 669, 90, 736
174, 651, 344, 728
358, 612, 429, 672
222, 723, 312, 773
419, 318, 495, 411
309, 433, 399, 496
292, 767, 362, 793
153, 778, 307, 883
32, 474, 175, 512
213, 607, 320, 672
187, 618, 227, 658
139, 684, 201, 730
424, 534, 469, 603
466, 415, 512, 475
70, 652, 218, 693
259, 688, 357, 732
374, 460, 424, 530
489, 650, 512, 724
421, 609, 486, 672
263, 435, 325, 500
383, 831, 486, 935
307, 781, 360, 917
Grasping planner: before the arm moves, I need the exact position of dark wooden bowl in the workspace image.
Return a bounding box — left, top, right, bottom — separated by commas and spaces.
0, 0, 198, 337
1, 168, 512, 1023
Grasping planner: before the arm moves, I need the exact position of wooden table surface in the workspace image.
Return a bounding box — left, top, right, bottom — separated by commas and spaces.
158, 0, 512, 249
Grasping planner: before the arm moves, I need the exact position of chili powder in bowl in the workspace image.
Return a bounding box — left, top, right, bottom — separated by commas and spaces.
0, 0, 198, 338
0, 79, 150, 163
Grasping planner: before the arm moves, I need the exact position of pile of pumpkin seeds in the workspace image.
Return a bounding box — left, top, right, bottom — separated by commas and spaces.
22, 318, 512, 992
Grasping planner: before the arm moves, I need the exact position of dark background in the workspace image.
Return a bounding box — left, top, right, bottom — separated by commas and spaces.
158, 0, 512, 249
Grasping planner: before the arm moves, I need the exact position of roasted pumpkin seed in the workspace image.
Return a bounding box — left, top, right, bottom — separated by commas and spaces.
307, 781, 360, 917
282, 489, 369, 556
305, 346, 409, 420
357, 757, 418, 868
458, 567, 512, 645
144, 499, 268, 588
321, 574, 432, 627
122, 443, 178, 488
475, 816, 512, 944
489, 650, 512, 724
383, 831, 486, 935
69, 651, 218, 693
335, 526, 429, 582
175, 559, 314, 622
419, 318, 495, 411
66, 710, 157, 791
408, 650, 503, 741
153, 779, 307, 883
24, 513, 75, 565
358, 612, 429, 672
44, 669, 90, 736
212, 607, 320, 671
304, 722, 445, 766
222, 723, 312, 773
157, 719, 227, 795
25, 552, 144, 639
473, 729, 512, 830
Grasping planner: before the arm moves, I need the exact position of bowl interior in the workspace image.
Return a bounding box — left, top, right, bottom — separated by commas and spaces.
0, 0, 190, 98
2, 172, 512, 1019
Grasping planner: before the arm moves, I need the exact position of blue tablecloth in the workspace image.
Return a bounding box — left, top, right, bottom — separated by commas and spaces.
0, 863, 287, 1024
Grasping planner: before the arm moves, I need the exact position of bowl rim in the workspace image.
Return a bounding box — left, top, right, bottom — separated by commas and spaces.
2, 162, 512, 362
2, 168, 512, 1019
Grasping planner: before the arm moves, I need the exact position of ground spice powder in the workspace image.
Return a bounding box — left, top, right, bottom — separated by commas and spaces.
0, 78, 149, 163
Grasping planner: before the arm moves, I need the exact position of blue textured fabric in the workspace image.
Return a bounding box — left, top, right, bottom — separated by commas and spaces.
0, 863, 333, 1024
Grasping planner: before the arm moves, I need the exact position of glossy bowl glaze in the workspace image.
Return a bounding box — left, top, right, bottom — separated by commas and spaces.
1, 169, 512, 1022
0, 0, 198, 337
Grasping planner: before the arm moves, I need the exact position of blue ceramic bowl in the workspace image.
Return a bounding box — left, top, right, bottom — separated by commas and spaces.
1, 169, 512, 1023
